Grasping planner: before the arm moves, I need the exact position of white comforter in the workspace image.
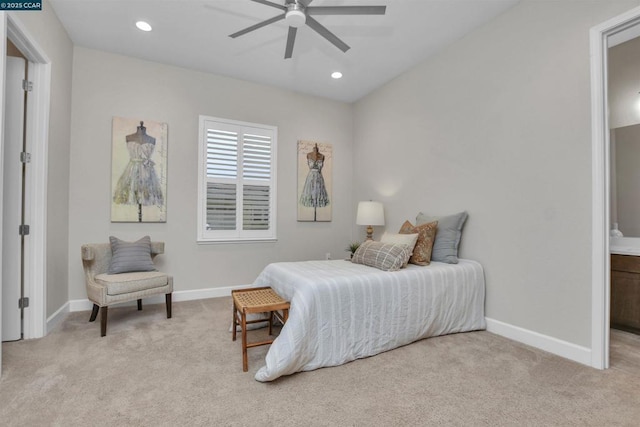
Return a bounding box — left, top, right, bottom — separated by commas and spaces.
253, 259, 486, 382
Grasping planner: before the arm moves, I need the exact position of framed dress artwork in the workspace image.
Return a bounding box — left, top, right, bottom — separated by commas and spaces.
297, 140, 332, 222
111, 117, 168, 222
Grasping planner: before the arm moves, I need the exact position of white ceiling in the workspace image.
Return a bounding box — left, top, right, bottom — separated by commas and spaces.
49, 0, 520, 103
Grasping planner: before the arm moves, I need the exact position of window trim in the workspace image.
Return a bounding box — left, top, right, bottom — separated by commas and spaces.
197, 115, 278, 244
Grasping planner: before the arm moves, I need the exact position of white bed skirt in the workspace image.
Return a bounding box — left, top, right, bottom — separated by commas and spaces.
253, 259, 486, 382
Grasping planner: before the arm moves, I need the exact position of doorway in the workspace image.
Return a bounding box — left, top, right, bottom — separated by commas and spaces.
1, 39, 29, 343
0, 12, 52, 374
590, 5, 640, 370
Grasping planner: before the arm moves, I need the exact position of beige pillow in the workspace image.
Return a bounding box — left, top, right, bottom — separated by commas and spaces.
398, 220, 438, 266
380, 232, 419, 267
352, 241, 412, 272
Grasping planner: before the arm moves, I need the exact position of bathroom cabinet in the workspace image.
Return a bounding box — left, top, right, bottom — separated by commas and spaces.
611, 254, 640, 333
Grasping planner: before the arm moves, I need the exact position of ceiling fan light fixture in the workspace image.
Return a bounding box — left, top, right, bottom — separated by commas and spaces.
285, 10, 306, 28
229, 0, 387, 59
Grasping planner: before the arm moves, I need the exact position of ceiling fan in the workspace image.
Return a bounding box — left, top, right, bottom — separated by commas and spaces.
229, 0, 387, 59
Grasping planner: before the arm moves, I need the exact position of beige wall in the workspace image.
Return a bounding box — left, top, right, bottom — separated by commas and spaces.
353, 0, 640, 347
67, 47, 354, 300
11, 1, 74, 317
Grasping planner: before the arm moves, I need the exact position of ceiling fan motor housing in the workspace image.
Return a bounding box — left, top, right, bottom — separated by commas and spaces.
286, 3, 306, 28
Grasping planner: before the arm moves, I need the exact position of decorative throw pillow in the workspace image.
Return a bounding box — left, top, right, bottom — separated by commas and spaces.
108, 235, 157, 274
398, 220, 438, 266
351, 241, 411, 272
416, 211, 468, 264
380, 232, 419, 267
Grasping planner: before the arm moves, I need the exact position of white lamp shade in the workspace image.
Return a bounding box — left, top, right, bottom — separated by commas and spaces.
356, 201, 385, 226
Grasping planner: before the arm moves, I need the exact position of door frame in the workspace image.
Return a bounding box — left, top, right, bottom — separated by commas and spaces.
0, 12, 51, 340
590, 5, 640, 370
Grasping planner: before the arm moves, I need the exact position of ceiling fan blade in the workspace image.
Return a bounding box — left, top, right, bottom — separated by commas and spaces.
229, 14, 285, 38
250, 0, 287, 11
305, 16, 350, 53
284, 26, 297, 59
307, 6, 387, 16
298, 0, 314, 6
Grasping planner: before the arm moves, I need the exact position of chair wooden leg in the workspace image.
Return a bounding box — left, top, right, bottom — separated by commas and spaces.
100, 306, 108, 337
232, 303, 238, 342
165, 293, 172, 318
241, 311, 248, 372
268, 311, 274, 336
89, 304, 99, 322
137, 299, 142, 311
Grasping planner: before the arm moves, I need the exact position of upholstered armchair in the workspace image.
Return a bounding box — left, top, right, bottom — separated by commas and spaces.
81, 241, 173, 336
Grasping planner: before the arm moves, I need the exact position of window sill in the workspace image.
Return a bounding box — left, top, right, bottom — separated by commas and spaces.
197, 238, 278, 245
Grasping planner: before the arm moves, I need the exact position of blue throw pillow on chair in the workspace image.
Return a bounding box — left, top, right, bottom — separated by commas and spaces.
108, 235, 157, 274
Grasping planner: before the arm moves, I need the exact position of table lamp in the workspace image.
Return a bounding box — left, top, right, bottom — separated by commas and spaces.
356, 201, 385, 240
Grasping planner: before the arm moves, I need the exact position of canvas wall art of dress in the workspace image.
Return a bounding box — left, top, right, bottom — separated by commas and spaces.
111, 117, 168, 222
297, 141, 332, 222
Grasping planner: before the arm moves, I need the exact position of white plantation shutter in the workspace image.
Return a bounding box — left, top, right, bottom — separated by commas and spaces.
198, 116, 277, 242
206, 183, 236, 230
243, 134, 271, 180
207, 129, 238, 179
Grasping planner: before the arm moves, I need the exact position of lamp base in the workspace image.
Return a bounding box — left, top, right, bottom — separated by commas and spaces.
366, 225, 374, 241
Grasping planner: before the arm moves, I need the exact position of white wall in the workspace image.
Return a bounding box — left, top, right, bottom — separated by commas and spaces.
353, 0, 640, 348
11, 1, 73, 317
67, 47, 353, 300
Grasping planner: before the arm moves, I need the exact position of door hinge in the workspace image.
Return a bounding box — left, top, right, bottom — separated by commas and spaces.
20, 152, 31, 163
18, 224, 30, 236
18, 297, 29, 309
22, 79, 33, 92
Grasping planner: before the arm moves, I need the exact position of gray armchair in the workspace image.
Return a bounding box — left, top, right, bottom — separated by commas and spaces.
81, 241, 173, 336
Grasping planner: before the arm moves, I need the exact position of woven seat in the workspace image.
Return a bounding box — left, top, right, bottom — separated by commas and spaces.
232, 287, 290, 372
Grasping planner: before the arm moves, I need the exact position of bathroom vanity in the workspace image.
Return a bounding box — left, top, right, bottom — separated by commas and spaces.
610, 244, 640, 333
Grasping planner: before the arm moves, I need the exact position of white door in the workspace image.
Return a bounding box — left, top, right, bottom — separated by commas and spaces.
2, 56, 26, 342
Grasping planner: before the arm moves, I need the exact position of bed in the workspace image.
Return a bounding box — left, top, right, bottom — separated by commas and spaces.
252, 258, 486, 382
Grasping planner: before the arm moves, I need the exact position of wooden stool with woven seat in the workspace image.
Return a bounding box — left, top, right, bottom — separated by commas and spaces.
232, 286, 290, 372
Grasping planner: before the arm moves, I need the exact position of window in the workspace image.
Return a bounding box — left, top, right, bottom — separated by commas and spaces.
198, 116, 277, 243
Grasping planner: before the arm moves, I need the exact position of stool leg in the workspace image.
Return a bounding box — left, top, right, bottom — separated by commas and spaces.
232, 304, 237, 342
137, 299, 142, 311
269, 311, 273, 336
241, 310, 248, 372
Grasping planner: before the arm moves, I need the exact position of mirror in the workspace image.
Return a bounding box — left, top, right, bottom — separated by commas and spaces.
609, 32, 640, 239
612, 125, 640, 237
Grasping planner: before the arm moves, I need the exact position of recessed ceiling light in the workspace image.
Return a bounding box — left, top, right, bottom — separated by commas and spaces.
331, 71, 343, 79
136, 21, 152, 32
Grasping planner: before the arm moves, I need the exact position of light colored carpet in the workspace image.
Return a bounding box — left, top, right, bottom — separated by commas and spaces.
1, 297, 640, 426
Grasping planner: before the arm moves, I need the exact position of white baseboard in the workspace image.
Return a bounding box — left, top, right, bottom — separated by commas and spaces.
485, 317, 592, 367
46, 301, 70, 334
67, 283, 253, 313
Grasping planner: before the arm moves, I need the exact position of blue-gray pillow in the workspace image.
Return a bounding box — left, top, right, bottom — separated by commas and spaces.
416, 211, 468, 264
108, 235, 157, 274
